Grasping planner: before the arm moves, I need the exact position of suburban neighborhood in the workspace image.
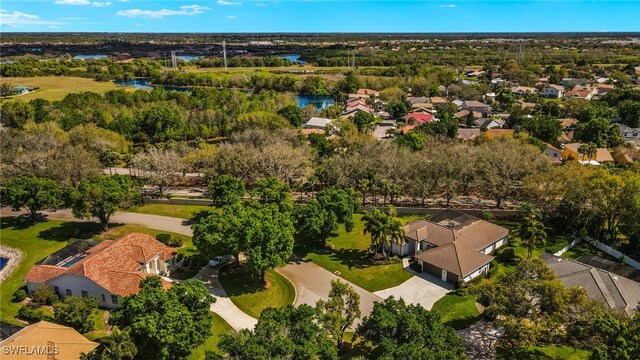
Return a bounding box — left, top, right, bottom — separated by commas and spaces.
1, 5, 640, 360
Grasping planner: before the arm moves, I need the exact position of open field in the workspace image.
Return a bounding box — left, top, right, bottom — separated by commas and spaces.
0, 77, 132, 102
295, 214, 422, 292
431, 293, 481, 330
219, 266, 295, 318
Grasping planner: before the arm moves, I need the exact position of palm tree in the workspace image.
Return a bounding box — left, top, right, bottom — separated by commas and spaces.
382, 216, 406, 259
520, 215, 547, 259
88, 327, 137, 360
362, 209, 386, 256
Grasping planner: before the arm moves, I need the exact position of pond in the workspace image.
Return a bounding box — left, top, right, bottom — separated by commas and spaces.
0, 257, 7, 271
297, 95, 335, 110
281, 55, 306, 64
114, 78, 194, 92
176, 55, 203, 62
73, 54, 108, 60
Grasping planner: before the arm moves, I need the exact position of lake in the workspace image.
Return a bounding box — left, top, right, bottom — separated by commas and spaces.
114, 78, 335, 109
73, 54, 108, 60
298, 95, 335, 110
176, 55, 203, 62
281, 55, 306, 64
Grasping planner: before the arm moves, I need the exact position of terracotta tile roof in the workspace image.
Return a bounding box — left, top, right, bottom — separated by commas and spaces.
0, 321, 98, 360
24, 233, 176, 296
404, 113, 433, 124
415, 243, 494, 277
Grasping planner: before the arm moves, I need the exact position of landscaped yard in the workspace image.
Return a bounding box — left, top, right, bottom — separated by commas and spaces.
530, 345, 590, 359
219, 266, 295, 318
84, 309, 107, 341
431, 292, 481, 330
188, 312, 235, 360
0, 216, 194, 325
125, 203, 215, 220
295, 213, 422, 292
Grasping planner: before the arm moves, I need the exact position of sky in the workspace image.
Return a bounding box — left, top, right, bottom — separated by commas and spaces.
1, 1, 639, 33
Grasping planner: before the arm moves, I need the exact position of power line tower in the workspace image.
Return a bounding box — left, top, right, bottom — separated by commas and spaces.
516, 44, 525, 65
222, 39, 228, 69
170, 50, 177, 70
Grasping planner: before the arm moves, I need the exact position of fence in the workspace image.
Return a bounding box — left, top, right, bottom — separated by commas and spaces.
587, 239, 640, 271
357, 206, 519, 218
553, 238, 582, 256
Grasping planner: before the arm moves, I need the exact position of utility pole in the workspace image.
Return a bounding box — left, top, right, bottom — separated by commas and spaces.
223, 39, 228, 69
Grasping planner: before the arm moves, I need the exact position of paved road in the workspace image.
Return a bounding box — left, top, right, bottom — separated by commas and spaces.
277, 259, 381, 326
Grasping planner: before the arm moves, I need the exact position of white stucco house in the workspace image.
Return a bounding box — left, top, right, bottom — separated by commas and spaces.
542, 85, 565, 98
24, 233, 179, 308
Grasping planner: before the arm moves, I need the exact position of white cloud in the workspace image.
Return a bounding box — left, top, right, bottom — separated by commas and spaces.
0, 9, 64, 27
217, 0, 241, 5
117, 4, 210, 19
59, 17, 86, 20
439, 4, 457, 8
226, 15, 237, 19
49, 25, 61, 28
55, 0, 112, 6
255, 3, 267, 6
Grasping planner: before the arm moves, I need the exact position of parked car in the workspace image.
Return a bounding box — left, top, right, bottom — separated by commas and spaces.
208, 255, 233, 268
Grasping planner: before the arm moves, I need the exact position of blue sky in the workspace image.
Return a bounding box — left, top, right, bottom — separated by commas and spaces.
1, 1, 639, 33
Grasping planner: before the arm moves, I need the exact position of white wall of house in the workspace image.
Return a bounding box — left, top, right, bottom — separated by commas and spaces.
480, 237, 507, 255
463, 263, 491, 282
29, 275, 121, 308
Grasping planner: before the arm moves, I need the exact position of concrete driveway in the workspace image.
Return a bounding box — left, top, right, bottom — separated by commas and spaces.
190, 265, 258, 331
373, 118, 396, 139
277, 259, 381, 325
373, 259, 453, 310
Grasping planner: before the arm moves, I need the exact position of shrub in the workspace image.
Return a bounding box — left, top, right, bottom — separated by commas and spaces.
156, 233, 183, 247
32, 285, 58, 305
18, 305, 46, 322
496, 248, 518, 264
544, 238, 571, 254
479, 210, 495, 221
13, 289, 27, 302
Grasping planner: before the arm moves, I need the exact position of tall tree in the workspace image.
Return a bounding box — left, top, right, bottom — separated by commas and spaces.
356, 297, 467, 359
110, 277, 215, 360
293, 199, 337, 247
53, 296, 100, 333
518, 205, 547, 259
3, 176, 61, 222
70, 176, 139, 230
219, 304, 338, 360
133, 148, 183, 197
208, 174, 245, 207
316, 280, 361, 349
361, 208, 387, 256
251, 177, 294, 214
192, 203, 245, 266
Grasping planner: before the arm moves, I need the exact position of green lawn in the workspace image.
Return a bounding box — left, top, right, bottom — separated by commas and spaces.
431, 293, 481, 330
531, 345, 590, 359
295, 214, 422, 292
84, 309, 107, 341
188, 312, 235, 360
0, 217, 105, 325
125, 204, 215, 220
219, 266, 295, 318
0, 217, 194, 325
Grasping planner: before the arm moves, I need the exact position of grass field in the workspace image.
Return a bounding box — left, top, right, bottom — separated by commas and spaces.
295, 214, 422, 292
0, 217, 192, 325
188, 312, 235, 360
126, 203, 215, 220
530, 345, 590, 359
431, 293, 481, 330
219, 265, 295, 318
0, 77, 131, 102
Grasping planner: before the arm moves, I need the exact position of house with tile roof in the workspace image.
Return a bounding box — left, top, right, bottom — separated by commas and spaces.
541, 253, 640, 316
24, 233, 178, 308
0, 321, 98, 360
561, 143, 614, 164
404, 112, 433, 124
390, 210, 508, 284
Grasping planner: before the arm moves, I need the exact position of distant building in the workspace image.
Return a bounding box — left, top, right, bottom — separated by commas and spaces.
619, 124, 640, 141
542, 85, 565, 98
545, 143, 563, 164
302, 117, 333, 130
561, 143, 614, 164
462, 100, 491, 116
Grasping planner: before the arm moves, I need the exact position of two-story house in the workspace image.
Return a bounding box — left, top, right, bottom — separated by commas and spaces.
24, 233, 179, 308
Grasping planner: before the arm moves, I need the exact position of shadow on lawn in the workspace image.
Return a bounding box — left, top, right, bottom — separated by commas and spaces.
38, 221, 106, 242
219, 265, 267, 296
0, 215, 49, 231
327, 248, 374, 270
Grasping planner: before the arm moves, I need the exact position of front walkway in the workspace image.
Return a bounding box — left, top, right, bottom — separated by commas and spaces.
190, 265, 258, 331
373, 258, 453, 310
